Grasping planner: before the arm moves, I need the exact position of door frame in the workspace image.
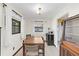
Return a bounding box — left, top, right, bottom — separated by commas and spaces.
0, 27, 1, 56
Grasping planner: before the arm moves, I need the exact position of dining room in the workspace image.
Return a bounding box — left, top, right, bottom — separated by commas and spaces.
0, 3, 61, 56
1, 3, 79, 56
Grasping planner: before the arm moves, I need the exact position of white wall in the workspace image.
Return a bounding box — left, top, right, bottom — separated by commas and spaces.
24, 19, 52, 40
52, 3, 79, 47
1, 4, 26, 56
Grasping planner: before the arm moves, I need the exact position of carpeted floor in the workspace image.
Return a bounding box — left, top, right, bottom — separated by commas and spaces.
15, 42, 59, 56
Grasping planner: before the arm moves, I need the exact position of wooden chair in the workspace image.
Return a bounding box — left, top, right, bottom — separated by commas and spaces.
25, 45, 38, 56
23, 36, 38, 56
26, 34, 31, 39
38, 37, 45, 56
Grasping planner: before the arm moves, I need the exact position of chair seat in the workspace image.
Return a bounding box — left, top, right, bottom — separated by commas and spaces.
38, 49, 43, 53
25, 45, 38, 56
26, 50, 38, 56
25, 45, 38, 51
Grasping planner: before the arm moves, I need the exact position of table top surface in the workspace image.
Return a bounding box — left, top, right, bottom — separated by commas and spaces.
23, 36, 44, 45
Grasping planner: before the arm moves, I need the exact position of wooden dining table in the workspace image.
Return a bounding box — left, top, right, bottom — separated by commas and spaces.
23, 36, 45, 56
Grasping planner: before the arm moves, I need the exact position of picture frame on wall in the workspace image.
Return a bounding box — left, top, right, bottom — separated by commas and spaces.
35, 26, 43, 32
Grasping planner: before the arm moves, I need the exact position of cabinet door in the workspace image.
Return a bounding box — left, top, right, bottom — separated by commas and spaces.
0, 4, 3, 27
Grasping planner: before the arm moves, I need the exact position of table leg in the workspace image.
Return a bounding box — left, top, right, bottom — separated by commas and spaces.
43, 44, 45, 56
23, 44, 25, 56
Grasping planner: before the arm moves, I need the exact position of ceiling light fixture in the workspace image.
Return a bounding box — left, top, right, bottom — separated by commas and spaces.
37, 7, 42, 15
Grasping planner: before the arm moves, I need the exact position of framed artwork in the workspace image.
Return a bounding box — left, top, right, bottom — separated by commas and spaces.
35, 26, 43, 32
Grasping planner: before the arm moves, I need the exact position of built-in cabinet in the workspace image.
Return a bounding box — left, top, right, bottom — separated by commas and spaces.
60, 41, 79, 56
60, 14, 79, 56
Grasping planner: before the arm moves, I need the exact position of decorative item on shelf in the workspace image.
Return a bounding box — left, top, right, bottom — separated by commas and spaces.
58, 18, 64, 26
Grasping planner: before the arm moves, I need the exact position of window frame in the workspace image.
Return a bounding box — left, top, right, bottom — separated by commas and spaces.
12, 18, 21, 34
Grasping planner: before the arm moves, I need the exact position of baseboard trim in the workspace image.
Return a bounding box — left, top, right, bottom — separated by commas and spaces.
13, 46, 23, 56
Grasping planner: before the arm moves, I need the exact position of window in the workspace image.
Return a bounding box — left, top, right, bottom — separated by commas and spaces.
12, 18, 21, 34
64, 15, 79, 43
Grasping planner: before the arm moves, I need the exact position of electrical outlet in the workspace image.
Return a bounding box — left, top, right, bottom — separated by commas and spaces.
13, 47, 15, 50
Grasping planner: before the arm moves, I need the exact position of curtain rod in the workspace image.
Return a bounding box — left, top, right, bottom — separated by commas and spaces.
12, 10, 22, 17
2, 3, 22, 17
2, 3, 7, 7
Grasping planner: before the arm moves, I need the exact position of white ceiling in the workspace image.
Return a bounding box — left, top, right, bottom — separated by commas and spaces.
8, 3, 66, 20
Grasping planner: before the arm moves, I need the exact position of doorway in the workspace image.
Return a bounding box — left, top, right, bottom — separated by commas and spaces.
0, 27, 1, 56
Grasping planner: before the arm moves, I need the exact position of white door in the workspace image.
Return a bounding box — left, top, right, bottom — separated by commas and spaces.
0, 27, 1, 55
0, 4, 3, 27
0, 3, 2, 55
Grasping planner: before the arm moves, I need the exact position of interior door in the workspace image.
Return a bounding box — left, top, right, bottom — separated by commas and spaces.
0, 27, 1, 55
